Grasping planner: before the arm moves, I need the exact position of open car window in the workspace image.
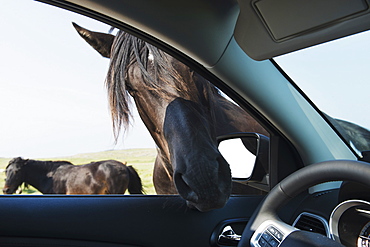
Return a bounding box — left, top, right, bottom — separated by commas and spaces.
0, 1, 156, 194
275, 31, 370, 156
0, 0, 268, 196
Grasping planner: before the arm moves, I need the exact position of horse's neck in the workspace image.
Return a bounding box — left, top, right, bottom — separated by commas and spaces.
23, 160, 57, 194
214, 95, 268, 136
193, 77, 267, 136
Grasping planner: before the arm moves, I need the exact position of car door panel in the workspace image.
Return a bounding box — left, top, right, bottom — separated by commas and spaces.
0, 195, 264, 247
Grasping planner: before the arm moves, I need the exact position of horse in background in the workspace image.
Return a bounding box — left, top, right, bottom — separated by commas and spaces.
3, 157, 143, 195
73, 23, 269, 212
324, 113, 370, 152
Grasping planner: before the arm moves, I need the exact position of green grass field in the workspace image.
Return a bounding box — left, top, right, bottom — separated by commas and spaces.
0, 148, 157, 195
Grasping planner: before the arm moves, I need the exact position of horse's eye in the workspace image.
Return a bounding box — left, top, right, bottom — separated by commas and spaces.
125, 83, 133, 91
125, 83, 136, 96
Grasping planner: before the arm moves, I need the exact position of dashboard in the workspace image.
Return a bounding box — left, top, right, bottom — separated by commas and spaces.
330, 199, 370, 247
282, 182, 370, 247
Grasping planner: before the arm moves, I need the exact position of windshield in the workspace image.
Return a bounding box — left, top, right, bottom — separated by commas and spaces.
274, 31, 370, 155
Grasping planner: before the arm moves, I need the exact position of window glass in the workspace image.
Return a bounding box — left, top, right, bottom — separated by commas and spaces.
1, 0, 267, 196
275, 31, 370, 155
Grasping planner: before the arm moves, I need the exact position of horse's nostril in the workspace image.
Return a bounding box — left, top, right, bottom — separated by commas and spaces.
174, 173, 199, 203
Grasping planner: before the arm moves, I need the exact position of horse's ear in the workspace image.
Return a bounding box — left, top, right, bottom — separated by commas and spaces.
17, 157, 28, 166
13, 157, 23, 162
72, 22, 114, 58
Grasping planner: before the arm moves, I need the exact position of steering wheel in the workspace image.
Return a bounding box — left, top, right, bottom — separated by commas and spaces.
237, 160, 370, 247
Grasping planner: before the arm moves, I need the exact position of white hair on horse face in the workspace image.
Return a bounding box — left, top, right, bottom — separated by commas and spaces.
148, 51, 154, 61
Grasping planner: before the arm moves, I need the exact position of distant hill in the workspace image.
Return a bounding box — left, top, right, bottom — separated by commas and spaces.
0, 148, 157, 195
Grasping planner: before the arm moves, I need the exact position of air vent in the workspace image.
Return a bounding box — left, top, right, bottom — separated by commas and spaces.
293, 213, 329, 237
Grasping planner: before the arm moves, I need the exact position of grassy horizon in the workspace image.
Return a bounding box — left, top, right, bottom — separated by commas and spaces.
0, 148, 157, 195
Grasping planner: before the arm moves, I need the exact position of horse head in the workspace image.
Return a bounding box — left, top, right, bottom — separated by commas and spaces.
73, 23, 238, 211
3, 157, 28, 194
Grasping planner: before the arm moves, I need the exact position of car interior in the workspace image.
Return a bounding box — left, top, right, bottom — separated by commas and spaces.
1, 0, 370, 247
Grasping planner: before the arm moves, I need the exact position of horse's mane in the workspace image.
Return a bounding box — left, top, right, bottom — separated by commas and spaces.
25, 159, 73, 170
106, 30, 219, 137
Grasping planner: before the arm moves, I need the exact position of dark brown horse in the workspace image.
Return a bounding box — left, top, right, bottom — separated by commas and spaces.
3, 157, 143, 195
73, 23, 269, 211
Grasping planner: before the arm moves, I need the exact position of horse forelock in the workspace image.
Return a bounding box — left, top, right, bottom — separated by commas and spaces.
106, 31, 138, 137
106, 30, 219, 139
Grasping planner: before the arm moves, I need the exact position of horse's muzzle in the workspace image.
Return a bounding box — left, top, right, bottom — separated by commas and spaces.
2, 186, 13, 194
174, 155, 232, 212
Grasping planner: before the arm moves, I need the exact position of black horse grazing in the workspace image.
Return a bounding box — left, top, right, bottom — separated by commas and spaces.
73, 23, 269, 211
3, 157, 143, 195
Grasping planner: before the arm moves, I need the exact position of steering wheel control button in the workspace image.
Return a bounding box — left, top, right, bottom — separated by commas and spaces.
251, 221, 297, 247
258, 237, 268, 247
268, 226, 283, 241
269, 238, 279, 247
256, 226, 284, 247
262, 231, 271, 240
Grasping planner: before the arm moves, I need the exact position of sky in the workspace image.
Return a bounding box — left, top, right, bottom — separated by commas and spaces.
275, 32, 370, 129
0, 0, 155, 158
1, 0, 370, 159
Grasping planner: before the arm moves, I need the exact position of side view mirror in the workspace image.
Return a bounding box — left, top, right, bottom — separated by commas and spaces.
217, 132, 269, 188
